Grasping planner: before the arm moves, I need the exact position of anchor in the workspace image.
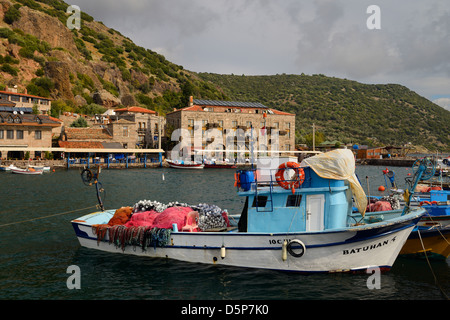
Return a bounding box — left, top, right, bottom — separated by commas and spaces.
81, 165, 105, 211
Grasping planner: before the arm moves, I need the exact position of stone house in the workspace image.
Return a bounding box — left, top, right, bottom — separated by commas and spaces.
93, 106, 165, 149
0, 112, 62, 159
0, 87, 52, 114
59, 119, 137, 150
166, 97, 295, 159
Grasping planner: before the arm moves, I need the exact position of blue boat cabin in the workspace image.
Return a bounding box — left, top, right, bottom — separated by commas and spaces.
237, 167, 352, 233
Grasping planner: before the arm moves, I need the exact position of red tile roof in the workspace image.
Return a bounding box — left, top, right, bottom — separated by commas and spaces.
0, 90, 52, 100
269, 109, 295, 116
58, 141, 105, 148
64, 127, 112, 140
114, 106, 156, 114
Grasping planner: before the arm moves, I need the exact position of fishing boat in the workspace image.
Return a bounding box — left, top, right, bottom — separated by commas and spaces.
354, 160, 450, 259
72, 150, 425, 273
204, 160, 237, 169
11, 166, 44, 175
166, 159, 204, 169
28, 165, 51, 172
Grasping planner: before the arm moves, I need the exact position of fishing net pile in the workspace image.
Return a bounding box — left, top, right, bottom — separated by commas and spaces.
366, 195, 401, 212
92, 200, 230, 250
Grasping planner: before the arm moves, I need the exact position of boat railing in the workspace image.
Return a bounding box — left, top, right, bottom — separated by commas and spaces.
235, 167, 311, 212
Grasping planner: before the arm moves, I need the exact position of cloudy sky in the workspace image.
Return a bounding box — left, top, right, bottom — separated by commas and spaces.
70, 0, 450, 111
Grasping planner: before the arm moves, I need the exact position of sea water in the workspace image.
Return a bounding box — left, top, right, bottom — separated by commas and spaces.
0, 166, 448, 300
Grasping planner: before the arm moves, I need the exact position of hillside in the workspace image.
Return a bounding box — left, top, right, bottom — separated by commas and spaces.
0, 0, 225, 116
0, 0, 448, 152
197, 73, 450, 152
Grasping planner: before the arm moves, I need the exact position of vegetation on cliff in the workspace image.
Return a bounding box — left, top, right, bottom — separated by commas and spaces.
0, 0, 448, 151
197, 73, 450, 152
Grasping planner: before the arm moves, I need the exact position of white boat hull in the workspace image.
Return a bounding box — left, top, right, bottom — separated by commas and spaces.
11, 168, 43, 175
167, 160, 204, 169
72, 209, 423, 273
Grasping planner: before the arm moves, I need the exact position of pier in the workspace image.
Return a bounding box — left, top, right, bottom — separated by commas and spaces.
0, 147, 165, 169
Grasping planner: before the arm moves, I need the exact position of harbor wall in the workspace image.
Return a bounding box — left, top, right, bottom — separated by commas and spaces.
357, 158, 415, 167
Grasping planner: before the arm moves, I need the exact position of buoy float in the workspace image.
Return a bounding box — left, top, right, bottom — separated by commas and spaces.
378, 186, 385, 191
220, 245, 226, 259
282, 240, 287, 261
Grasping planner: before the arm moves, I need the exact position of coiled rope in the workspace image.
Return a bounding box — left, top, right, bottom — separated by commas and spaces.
0, 205, 99, 228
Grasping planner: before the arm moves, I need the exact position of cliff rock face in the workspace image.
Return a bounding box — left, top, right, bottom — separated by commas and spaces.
45, 61, 73, 100
93, 89, 121, 108
12, 6, 79, 56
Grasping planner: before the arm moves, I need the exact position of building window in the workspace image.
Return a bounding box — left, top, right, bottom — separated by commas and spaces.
274, 122, 279, 129
188, 119, 194, 127
246, 121, 252, 128
123, 126, 129, 137
218, 120, 223, 128
22, 97, 29, 103
232, 120, 237, 128
7, 130, 14, 139
11, 95, 20, 102
35, 130, 42, 140
285, 144, 291, 151
40, 100, 49, 105
202, 120, 208, 127
17, 130, 23, 139
0, 130, 3, 139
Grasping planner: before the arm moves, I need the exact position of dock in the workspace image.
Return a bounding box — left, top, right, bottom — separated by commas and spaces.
357, 158, 416, 167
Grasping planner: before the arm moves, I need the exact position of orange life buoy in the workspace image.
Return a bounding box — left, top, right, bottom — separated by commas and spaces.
275, 162, 305, 191
234, 172, 240, 187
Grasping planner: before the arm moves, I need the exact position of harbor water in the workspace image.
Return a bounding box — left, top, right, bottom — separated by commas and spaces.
0, 165, 449, 300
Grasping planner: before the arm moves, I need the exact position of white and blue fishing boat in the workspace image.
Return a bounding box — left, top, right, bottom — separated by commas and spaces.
72, 150, 425, 273
352, 158, 450, 259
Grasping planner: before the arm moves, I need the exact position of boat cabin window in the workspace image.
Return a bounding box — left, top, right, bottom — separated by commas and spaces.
252, 196, 268, 208
286, 194, 302, 207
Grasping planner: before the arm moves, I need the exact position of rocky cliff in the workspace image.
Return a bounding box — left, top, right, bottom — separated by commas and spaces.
0, 0, 224, 115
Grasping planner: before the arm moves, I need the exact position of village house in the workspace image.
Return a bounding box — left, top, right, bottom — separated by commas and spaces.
59, 118, 137, 150
0, 86, 52, 114
0, 110, 62, 159
112, 107, 165, 149
165, 97, 295, 157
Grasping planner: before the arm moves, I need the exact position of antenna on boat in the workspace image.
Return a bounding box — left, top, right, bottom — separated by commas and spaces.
80, 165, 105, 211
402, 157, 435, 215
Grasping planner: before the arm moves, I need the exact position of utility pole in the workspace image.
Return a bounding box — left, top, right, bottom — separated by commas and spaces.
312, 123, 315, 151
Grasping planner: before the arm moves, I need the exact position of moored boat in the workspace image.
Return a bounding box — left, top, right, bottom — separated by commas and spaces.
72, 150, 425, 273
11, 167, 44, 175
166, 159, 204, 169
204, 161, 236, 169
353, 160, 450, 259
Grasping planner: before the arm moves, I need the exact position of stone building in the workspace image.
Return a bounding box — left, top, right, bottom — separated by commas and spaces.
59, 119, 137, 150
0, 111, 62, 159
113, 107, 165, 148
0, 87, 52, 114
166, 97, 295, 159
